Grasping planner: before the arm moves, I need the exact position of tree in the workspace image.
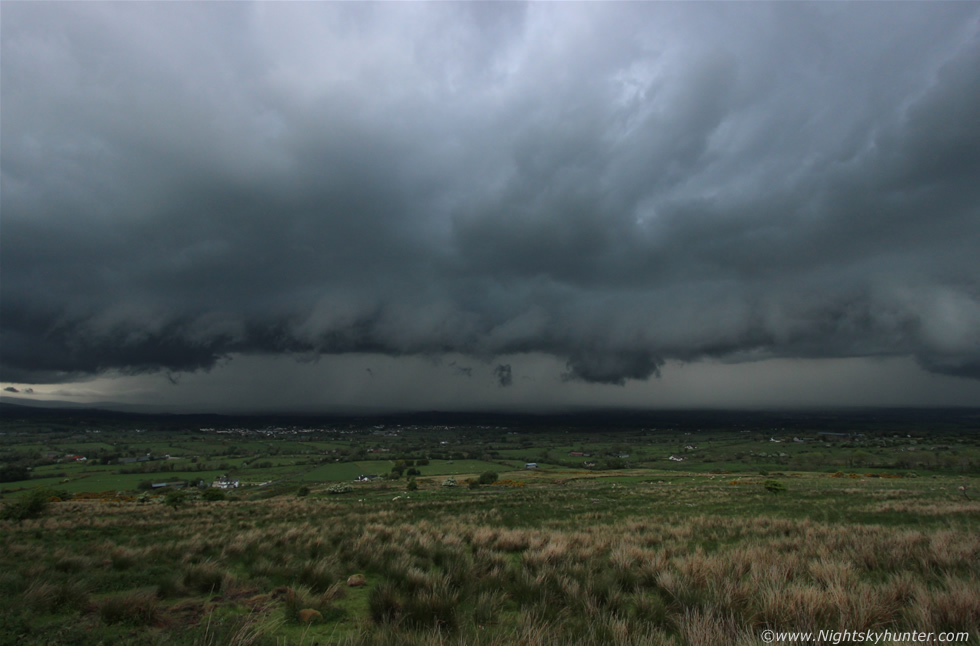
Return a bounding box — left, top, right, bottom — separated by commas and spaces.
478, 471, 498, 485
164, 489, 188, 510
201, 488, 226, 501
0, 465, 30, 483
0, 488, 51, 522
604, 458, 626, 470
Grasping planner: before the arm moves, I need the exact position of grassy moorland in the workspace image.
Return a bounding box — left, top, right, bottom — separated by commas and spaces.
2, 472, 979, 645
1, 408, 978, 644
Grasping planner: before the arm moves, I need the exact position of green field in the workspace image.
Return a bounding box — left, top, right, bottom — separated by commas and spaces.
300, 462, 376, 482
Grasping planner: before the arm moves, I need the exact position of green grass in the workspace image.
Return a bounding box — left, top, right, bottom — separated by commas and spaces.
50, 441, 118, 452
297, 459, 532, 483
413, 459, 513, 476
300, 462, 375, 482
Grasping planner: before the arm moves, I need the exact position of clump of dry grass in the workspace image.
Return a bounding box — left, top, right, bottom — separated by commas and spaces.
98, 590, 158, 626
182, 559, 225, 594
297, 558, 340, 593
906, 575, 980, 634
52, 552, 91, 574
108, 545, 141, 570
678, 608, 757, 646
22, 579, 90, 614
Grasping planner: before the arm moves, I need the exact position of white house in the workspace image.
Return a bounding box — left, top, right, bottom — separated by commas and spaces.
212, 475, 240, 489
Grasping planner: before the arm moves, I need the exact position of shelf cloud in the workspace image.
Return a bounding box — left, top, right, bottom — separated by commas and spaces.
2, 2, 979, 394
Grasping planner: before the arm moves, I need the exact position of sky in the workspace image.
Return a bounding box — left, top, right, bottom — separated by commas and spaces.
2, 2, 980, 412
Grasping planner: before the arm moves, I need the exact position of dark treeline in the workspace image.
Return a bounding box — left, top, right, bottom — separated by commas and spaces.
2, 402, 979, 434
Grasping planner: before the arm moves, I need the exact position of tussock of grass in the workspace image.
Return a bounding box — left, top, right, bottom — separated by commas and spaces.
368, 581, 401, 625
22, 579, 90, 614
98, 590, 158, 626
297, 558, 340, 593
183, 559, 225, 594
155, 574, 185, 599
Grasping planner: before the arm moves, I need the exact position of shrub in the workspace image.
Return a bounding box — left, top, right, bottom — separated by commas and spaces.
201, 488, 226, 501
407, 479, 418, 492
296, 486, 310, 497
164, 489, 187, 510
442, 478, 457, 488
0, 465, 30, 483
1, 489, 51, 522
478, 471, 499, 485
468, 480, 480, 490
763, 479, 786, 494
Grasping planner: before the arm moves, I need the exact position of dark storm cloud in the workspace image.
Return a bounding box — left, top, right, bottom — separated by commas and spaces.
2, 2, 980, 386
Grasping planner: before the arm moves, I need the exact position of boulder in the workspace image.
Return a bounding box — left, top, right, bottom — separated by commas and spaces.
347, 573, 366, 587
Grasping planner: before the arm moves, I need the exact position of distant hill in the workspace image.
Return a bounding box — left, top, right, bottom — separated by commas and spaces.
2, 398, 978, 433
